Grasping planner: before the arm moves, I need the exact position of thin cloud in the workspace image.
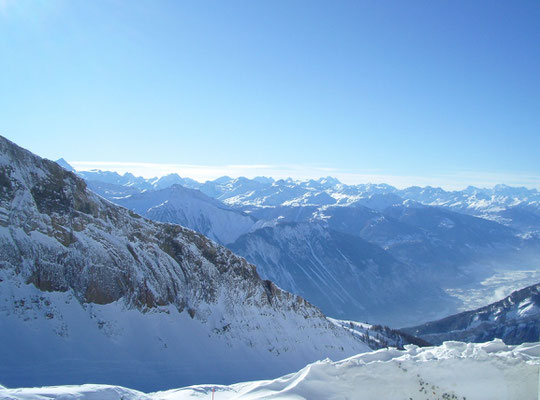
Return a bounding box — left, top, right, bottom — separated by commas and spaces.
226, 164, 276, 169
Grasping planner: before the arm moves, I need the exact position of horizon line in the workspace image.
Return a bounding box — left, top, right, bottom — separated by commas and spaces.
66, 160, 540, 191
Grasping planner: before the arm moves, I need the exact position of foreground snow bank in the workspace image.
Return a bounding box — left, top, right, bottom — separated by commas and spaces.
2, 340, 539, 400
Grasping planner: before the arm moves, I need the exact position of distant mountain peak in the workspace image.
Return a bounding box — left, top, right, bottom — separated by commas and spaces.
317, 176, 341, 185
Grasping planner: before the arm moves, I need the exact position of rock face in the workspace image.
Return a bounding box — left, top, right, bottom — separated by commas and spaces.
0, 135, 369, 391
402, 283, 540, 345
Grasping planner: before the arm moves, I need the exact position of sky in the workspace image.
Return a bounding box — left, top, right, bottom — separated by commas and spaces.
1, 1, 539, 189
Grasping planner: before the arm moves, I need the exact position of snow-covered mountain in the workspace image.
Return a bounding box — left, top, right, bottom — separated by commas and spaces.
207, 177, 540, 236
113, 185, 257, 244
83, 178, 142, 200
1, 136, 371, 391
199, 177, 540, 227
58, 163, 540, 327
62, 169, 540, 233
76, 169, 200, 193
206, 177, 344, 207
395, 185, 540, 235
77, 169, 151, 189
62, 162, 540, 237
328, 318, 431, 349
229, 221, 452, 327
402, 283, 540, 345
398, 184, 540, 213
3, 339, 538, 400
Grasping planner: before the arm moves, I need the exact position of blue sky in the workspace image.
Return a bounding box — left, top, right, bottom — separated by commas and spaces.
1, 1, 539, 188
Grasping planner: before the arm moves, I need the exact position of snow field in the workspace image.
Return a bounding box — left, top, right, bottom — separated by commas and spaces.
2, 339, 538, 400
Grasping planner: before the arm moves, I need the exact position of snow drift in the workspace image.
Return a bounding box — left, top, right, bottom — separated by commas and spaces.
2, 339, 538, 400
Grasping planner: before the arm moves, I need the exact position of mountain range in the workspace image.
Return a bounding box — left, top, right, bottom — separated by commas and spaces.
1, 135, 538, 396
68, 166, 540, 326
74, 168, 540, 231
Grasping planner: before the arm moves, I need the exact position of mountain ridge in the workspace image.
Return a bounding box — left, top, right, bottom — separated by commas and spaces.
57, 159, 540, 326
1, 135, 372, 391
402, 282, 540, 345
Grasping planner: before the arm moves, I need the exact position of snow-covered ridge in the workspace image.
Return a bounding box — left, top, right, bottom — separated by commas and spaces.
328, 318, 431, 349
403, 282, 540, 345
0, 135, 370, 391
113, 184, 257, 244
3, 339, 538, 399
66, 164, 540, 226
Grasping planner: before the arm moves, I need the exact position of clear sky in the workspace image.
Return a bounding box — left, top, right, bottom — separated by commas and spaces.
1, 1, 539, 189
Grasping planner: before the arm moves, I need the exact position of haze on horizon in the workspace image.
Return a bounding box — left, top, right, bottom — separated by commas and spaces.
1, 1, 539, 190
65, 159, 540, 191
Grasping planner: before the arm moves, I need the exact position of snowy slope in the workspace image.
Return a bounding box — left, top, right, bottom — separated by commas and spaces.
402, 283, 540, 345
328, 318, 431, 349
3, 340, 539, 400
114, 185, 257, 244
0, 136, 370, 391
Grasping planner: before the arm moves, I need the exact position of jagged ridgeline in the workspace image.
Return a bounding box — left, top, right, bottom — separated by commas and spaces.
0, 135, 371, 391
